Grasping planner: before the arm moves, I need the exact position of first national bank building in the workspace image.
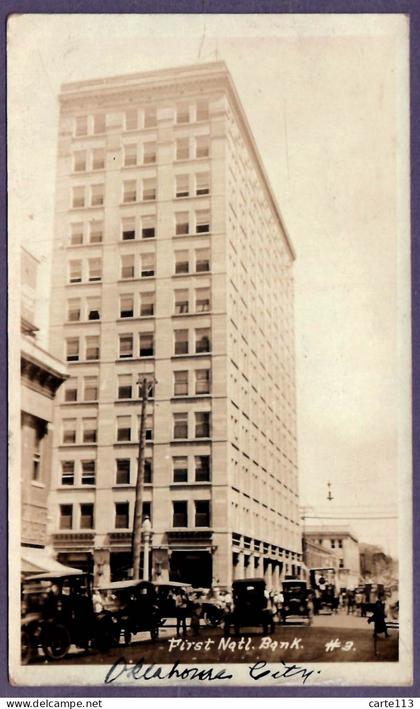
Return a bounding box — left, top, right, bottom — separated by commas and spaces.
48, 61, 301, 588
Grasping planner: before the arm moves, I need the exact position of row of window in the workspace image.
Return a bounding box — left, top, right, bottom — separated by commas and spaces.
71, 175, 210, 209
65, 329, 211, 361
67, 211, 210, 249
59, 498, 211, 530
66, 283, 211, 322
60, 454, 211, 487
73, 101, 210, 137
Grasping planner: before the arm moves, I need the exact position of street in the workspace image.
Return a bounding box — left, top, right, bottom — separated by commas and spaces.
30, 611, 398, 666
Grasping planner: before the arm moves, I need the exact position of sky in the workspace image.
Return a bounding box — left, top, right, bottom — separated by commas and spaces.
8, 14, 410, 557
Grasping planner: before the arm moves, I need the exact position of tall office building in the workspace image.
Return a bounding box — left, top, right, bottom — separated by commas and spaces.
48, 61, 301, 587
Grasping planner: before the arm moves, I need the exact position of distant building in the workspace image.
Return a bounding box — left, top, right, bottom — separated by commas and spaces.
47, 61, 301, 587
359, 542, 398, 585
304, 526, 360, 589
302, 536, 339, 574
21, 248, 68, 573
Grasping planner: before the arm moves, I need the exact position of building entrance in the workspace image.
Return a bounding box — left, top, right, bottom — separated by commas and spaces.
169, 551, 212, 588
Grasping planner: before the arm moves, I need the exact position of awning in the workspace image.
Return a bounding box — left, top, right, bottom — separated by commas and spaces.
21, 547, 82, 575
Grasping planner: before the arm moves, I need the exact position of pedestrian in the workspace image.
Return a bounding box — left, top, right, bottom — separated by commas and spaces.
346, 590, 354, 615
368, 597, 389, 639
190, 597, 202, 636
175, 590, 188, 636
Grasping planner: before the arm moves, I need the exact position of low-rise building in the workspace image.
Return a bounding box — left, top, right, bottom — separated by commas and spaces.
304, 525, 360, 589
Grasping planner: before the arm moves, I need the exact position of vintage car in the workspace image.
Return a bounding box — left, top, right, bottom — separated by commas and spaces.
95, 579, 161, 644
224, 578, 274, 636
21, 570, 117, 663
200, 586, 230, 627
280, 580, 313, 625
154, 581, 193, 620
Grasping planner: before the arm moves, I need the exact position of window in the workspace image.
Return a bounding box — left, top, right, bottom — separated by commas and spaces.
66, 338, 79, 362
195, 248, 210, 272
93, 113, 106, 134
87, 297, 101, 321
174, 329, 189, 355
81, 460, 96, 485
121, 254, 135, 279
84, 376, 98, 401
142, 501, 152, 522
174, 370, 188, 396
339, 559, 344, 569
124, 144, 137, 167
175, 250, 189, 274
141, 215, 155, 239
75, 116, 88, 136
173, 456, 188, 483
175, 212, 189, 236
80, 503, 94, 529
195, 328, 210, 353
72, 187, 85, 208
195, 288, 210, 312
195, 500, 210, 527
177, 104, 190, 124
174, 289, 189, 314
141, 253, 155, 277
143, 178, 156, 201
143, 142, 156, 164
173, 501, 188, 527
196, 100, 209, 121
195, 369, 210, 394
122, 217, 136, 240
195, 136, 209, 158
88, 258, 102, 282
67, 298, 81, 322
330, 539, 336, 549
139, 332, 154, 357
115, 502, 129, 529
144, 458, 153, 483
140, 291, 154, 316
92, 148, 105, 170
89, 221, 103, 243
59, 504, 73, 529
195, 412, 210, 438
91, 184, 104, 206
116, 459, 130, 485
195, 455, 210, 482
74, 150, 87, 172
196, 173, 210, 196
196, 209, 210, 233
82, 418, 97, 443
176, 138, 189, 160
85, 335, 100, 360
139, 413, 154, 441
338, 539, 343, 549
32, 451, 41, 482
173, 412, 188, 439
118, 374, 132, 400
119, 334, 133, 359
64, 379, 78, 402
62, 419, 77, 444
175, 175, 189, 198
144, 107, 157, 128
123, 180, 137, 203
70, 223, 83, 246
61, 461, 75, 486
69, 260, 82, 283
120, 294, 134, 318
125, 109, 138, 131
117, 416, 131, 442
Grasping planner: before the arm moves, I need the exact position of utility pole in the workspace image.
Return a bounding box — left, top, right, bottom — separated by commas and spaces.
132, 376, 150, 580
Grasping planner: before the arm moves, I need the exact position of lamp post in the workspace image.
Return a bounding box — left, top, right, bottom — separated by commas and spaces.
142, 516, 152, 581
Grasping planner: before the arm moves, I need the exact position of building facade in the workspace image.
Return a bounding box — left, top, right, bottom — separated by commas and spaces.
304, 526, 361, 589
21, 248, 68, 572
48, 61, 300, 588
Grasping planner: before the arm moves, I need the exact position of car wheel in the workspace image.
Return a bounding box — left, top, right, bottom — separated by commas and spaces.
21, 630, 33, 665
42, 623, 71, 660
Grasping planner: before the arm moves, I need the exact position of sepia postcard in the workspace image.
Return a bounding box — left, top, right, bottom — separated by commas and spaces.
7, 13, 412, 690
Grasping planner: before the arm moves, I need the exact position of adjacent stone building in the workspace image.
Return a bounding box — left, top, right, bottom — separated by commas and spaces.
304, 526, 361, 589
48, 61, 300, 587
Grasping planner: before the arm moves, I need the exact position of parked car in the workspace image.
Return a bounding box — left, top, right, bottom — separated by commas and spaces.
224, 578, 274, 636
280, 580, 313, 625
201, 586, 229, 627
95, 579, 161, 644
21, 571, 116, 663
154, 581, 193, 620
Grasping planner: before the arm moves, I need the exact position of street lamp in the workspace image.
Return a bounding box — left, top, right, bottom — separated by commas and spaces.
142, 516, 152, 581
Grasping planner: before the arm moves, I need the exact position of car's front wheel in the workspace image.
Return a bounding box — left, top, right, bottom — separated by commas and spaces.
41, 623, 71, 660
